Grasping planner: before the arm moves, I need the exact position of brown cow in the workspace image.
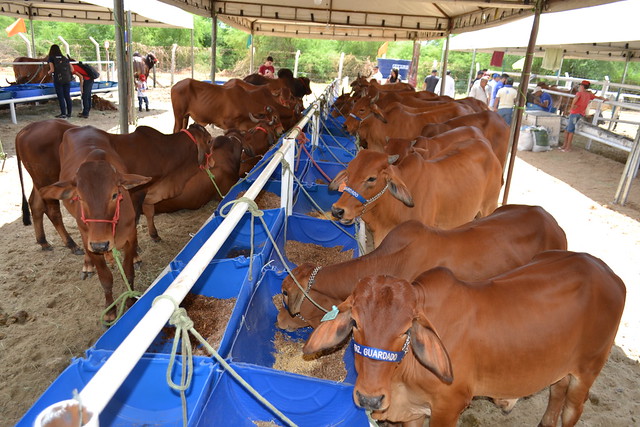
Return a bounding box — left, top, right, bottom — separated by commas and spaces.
329, 140, 502, 247
17, 121, 214, 249
420, 110, 511, 170
40, 137, 151, 322
343, 95, 474, 151
171, 78, 300, 133
17, 120, 81, 254
239, 114, 284, 177
244, 69, 312, 99
132, 52, 157, 79
304, 251, 626, 426
154, 129, 244, 213
277, 204, 568, 331
10, 57, 52, 85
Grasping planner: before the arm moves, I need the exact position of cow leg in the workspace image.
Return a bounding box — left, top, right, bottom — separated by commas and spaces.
87, 252, 116, 322
122, 240, 138, 309
559, 374, 594, 427
538, 375, 569, 427
428, 396, 469, 427
142, 202, 161, 242
32, 189, 83, 254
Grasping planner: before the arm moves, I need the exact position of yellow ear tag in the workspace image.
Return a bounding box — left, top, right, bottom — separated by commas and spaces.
338, 182, 346, 192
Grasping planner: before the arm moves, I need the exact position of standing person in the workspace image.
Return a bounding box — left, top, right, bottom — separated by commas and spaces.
136, 74, 149, 112
490, 73, 509, 109
258, 56, 276, 79
526, 85, 554, 112
560, 80, 606, 152
72, 61, 95, 118
423, 69, 439, 92
434, 70, 455, 98
387, 68, 401, 84
468, 75, 491, 105
47, 44, 73, 119
469, 69, 485, 92
371, 65, 383, 84
494, 78, 518, 125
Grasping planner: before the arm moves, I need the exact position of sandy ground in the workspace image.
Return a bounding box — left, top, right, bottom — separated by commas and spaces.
0, 76, 639, 426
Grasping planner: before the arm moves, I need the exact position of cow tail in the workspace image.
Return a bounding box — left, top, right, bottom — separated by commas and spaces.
16, 151, 32, 226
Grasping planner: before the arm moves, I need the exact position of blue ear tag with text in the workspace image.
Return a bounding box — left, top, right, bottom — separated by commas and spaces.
321, 305, 339, 322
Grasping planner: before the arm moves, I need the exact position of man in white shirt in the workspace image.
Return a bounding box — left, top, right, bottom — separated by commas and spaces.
434, 70, 455, 98
494, 78, 518, 125
371, 66, 383, 84
468, 76, 491, 105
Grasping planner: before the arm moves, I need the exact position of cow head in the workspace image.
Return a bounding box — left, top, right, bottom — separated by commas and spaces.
329, 151, 414, 225
186, 123, 216, 169
343, 95, 387, 136
40, 152, 151, 253
303, 275, 453, 414
330, 93, 355, 118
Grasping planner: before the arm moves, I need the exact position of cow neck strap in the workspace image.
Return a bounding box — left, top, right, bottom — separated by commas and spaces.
353, 333, 410, 363
348, 112, 374, 122
292, 266, 322, 322
74, 193, 123, 236
180, 128, 198, 145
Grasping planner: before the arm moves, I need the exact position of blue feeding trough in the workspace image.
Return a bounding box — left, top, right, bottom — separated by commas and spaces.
300, 144, 354, 164
16, 350, 217, 427
216, 178, 293, 217
293, 182, 343, 218
300, 160, 345, 186
194, 361, 368, 426
39, 83, 56, 95
305, 132, 357, 153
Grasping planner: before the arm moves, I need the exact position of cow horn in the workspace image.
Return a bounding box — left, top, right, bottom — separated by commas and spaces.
249, 112, 260, 123
371, 92, 380, 104
388, 154, 399, 165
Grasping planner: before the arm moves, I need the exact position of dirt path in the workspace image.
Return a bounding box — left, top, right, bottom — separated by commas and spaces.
0, 80, 639, 425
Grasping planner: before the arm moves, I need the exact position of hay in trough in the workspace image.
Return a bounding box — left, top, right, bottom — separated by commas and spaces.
161, 293, 236, 355
285, 240, 353, 267
272, 331, 347, 382
237, 190, 281, 210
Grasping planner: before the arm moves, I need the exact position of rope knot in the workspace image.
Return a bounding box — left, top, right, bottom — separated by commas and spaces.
169, 307, 194, 330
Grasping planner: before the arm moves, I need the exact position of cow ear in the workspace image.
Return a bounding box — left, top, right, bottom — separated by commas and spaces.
371, 104, 387, 123
303, 298, 354, 353
120, 174, 152, 190
328, 169, 348, 191
40, 181, 76, 201
410, 316, 454, 384
383, 169, 414, 207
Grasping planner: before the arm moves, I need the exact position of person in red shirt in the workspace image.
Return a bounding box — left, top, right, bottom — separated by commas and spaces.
72, 62, 94, 118
560, 80, 606, 152
258, 56, 275, 79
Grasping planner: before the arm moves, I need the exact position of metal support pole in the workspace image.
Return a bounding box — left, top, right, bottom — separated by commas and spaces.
126, 10, 136, 126
408, 40, 420, 88
114, 0, 129, 133
58, 36, 70, 56
18, 33, 32, 57
293, 50, 301, 78
171, 43, 178, 86
502, 0, 543, 205
614, 130, 640, 205
440, 33, 450, 97
28, 6, 36, 56
249, 25, 255, 74
337, 52, 345, 94
89, 37, 102, 74
467, 48, 477, 94
191, 28, 195, 79
211, 13, 217, 82
104, 40, 111, 81
608, 52, 631, 131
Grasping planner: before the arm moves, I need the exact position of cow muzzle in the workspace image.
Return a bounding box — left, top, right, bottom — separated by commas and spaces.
331, 205, 354, 225
90, 241, 111, 253
355, 390, 385, 411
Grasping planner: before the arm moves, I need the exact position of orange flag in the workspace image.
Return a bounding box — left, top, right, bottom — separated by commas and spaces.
6, 18, 27, 37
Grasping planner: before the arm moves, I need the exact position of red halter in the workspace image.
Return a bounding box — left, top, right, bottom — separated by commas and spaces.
74, 193, 124, 236
254, 126, 268, 134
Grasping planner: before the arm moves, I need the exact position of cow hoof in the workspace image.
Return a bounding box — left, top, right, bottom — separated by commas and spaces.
81, 271, 95, 280
71, 246, 85, 256
151, 235, 162, 243
134, 260, 143, 271
40, 244, 54, 251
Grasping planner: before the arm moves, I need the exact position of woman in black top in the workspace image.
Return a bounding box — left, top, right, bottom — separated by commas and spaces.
387, 68, 400, 84
47, 44, 73, 118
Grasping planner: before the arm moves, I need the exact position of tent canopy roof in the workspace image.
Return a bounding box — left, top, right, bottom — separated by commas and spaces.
156, 0, 618, 41
0, 0, 193, 29
449, 0, 639, 62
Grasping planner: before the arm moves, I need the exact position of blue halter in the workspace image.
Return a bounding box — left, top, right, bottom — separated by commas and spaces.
353, 334, 410, 362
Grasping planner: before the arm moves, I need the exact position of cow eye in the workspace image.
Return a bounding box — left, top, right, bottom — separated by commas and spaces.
111, 193, 118, 201
282, 290, 288, 297
366, 176, 376, 182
